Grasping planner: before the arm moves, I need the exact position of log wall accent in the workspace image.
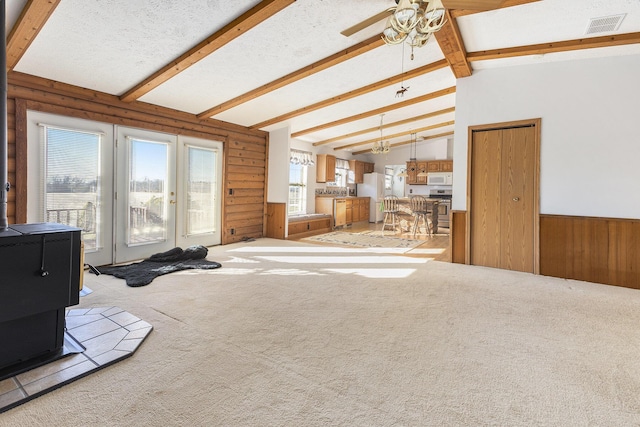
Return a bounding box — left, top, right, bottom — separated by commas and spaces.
6, 71, 268, 245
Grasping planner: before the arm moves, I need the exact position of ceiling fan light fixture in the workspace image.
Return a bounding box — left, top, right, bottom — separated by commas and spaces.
382, 0, 447, 53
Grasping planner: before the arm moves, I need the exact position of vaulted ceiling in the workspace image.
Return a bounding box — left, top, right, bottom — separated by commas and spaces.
5, 0, 640, 154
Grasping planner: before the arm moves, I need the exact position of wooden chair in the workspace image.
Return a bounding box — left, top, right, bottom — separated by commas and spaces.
381, 195, 400, 234
410, 195, 432, 237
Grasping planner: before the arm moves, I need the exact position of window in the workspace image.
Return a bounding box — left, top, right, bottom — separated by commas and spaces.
289, 150, 312, 215
41, 125, 102, 251
330, 158, 350, 187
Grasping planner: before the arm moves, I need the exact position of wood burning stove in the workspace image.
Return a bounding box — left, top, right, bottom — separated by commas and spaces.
0, 223, 81, 375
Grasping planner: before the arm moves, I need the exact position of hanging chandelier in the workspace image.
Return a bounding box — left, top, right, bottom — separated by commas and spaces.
382, 0, 447, 56
371, 114, 390, 154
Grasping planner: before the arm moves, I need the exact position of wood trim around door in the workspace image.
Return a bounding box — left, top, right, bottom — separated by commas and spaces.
465, 118, 541, 274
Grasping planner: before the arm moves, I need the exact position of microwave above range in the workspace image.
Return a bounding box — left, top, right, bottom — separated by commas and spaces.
427, 172, 453, 186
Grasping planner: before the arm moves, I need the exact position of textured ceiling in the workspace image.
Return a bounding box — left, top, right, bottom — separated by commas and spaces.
6, 0, 640, 153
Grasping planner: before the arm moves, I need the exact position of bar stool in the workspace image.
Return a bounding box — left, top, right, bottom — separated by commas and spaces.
381, 195, 400, 234
410, 195, 432, 237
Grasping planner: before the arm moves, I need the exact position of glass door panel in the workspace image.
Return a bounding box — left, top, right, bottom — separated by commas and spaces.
176, 136, 222, 248
115, 127, 176, 263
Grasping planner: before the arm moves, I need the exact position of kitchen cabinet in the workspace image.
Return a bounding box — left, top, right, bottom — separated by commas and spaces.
427, 160, 453, 172
352, 199, 360, 222
406, 161, 418, 184
406, 160, 453, 184
345, 199, 353, 224
359, 198, 369, 222
416, 161, 428, 184
316, 154, 336, 183
363, 162, 374, 174
349, 160, 366, 184
316, 197, 370, 228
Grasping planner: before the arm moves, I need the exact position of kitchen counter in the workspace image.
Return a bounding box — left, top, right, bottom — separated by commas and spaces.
315, 196, 370, 228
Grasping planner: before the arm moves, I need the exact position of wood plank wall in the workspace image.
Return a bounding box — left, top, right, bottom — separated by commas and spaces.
450, 210, 466, 264
6, 71, 268, 245
265, 202, 286, 239
451, 210, 640, 289
540, 214, 640, 289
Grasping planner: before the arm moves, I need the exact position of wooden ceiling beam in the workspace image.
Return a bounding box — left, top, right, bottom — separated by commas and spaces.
352, 131, 454, 155
449, 0, 541, 19
119, 0, 295, 103
467, 32, 640, 62
442, 0, 504, 11
197, 34, 386, 119
251, 59, 449, 130
334, 120, 455, 151
313, 107, 455, 147
434, 10, 473, 78
291, 86, 456, 138
6, 0, 62, 70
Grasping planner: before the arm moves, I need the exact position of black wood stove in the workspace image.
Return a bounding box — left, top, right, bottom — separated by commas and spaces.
0, 223, 82, 376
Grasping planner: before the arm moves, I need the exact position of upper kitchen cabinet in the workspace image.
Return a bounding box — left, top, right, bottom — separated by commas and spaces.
363, 162, 374, 174
316, 154, 336, 183
406, 161, 418, 185
348, 160, 375, 183
349, 160, 364, 183
416, 161, 429, 184
427, 160, 453, 172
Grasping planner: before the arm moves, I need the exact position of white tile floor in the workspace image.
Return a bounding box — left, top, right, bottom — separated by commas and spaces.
0, 306, 152, 413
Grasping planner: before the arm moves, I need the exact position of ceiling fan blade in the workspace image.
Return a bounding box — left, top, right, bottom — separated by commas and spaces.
441, 0, 505, 10
341, 9, 393, 37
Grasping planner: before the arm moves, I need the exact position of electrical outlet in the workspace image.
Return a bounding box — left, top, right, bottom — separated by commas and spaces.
409, 189, 413, 194
230, 228, 235, 235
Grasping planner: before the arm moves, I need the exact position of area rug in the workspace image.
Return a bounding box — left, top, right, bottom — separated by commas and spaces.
97, 246, 221, 287
303, 231, 422, 251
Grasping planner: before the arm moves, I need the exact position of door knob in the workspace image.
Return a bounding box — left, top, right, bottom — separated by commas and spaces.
170, 200, 176, 205
512, 197, 520, 202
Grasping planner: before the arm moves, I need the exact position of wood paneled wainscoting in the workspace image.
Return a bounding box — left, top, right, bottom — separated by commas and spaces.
540, 215, 640, 289
452, 211, 640, 289
7, 71, 268, 245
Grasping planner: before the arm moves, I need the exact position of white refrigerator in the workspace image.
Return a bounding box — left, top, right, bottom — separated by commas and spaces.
357, 172, 386, 223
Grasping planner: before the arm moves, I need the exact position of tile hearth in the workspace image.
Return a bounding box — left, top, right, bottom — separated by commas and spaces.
0, 306, 152, 413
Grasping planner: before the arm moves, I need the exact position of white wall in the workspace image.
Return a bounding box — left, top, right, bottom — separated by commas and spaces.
452, 54, 640, 219
267, 126, 290, 203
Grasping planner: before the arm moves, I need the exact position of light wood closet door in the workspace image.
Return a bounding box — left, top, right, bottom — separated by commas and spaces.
470, 126, 536, 273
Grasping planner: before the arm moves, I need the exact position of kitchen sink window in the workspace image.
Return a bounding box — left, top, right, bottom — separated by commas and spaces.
328, 158, 350, 188
289, 150, 312, 215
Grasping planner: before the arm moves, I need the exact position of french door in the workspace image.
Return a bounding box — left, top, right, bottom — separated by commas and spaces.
175, 136, 223, 248
27, 112, 222, 266
27, 112, 114, 267
114, 127, 177, 263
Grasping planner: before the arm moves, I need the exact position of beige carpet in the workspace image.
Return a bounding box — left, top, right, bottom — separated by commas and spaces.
3, 238, 640, 426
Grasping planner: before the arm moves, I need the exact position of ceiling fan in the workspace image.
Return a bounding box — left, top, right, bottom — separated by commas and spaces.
341, 0, 537, 37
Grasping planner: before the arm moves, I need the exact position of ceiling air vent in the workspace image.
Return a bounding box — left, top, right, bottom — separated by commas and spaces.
585, 14, 625, 35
